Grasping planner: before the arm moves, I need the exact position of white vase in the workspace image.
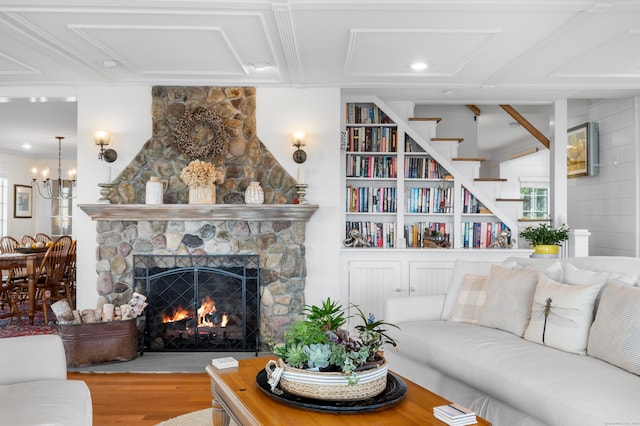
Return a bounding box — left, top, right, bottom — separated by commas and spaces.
244, 181, 264, 204
145, 177, 165, 204
189, 184, 215, 204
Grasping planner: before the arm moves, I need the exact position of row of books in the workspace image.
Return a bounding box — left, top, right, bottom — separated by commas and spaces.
461, 187, 485, 214
406, 186, 453, 214
345, 221, 396, 248
346, 103, 391, 125
404, 157, 448, 179
346, 154, 397, 179
433, 403, 477, 425
462, 221, 509, 248
346, 186, 397, 213
404, 222, 451, 248
346, 126, 398, 152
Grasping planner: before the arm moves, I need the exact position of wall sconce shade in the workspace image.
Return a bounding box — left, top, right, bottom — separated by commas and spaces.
94, 130, 118, 163
292, 131, 307, 164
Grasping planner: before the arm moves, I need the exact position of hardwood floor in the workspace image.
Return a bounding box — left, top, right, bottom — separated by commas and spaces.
68, 372, 211, 425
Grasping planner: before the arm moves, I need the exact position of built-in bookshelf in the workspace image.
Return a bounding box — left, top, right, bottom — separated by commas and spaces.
343, 101, 508, 249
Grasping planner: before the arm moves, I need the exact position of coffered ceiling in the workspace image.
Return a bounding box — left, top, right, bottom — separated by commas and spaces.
1, 0, 640, 156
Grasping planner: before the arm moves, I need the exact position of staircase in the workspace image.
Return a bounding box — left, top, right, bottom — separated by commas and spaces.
385, 100, 527, 248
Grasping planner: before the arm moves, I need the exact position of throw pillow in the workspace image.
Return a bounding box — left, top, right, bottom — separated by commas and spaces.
523, 274, 602, 355
563, 263, 610, 286
441, 259, 496, 319
587, 281, 640, 375
477, 265, 539, 337
450, 274, 489, 324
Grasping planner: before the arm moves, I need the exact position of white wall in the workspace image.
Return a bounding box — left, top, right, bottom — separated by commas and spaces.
568, 97, 639, 256
0, 153, 38, 238
413, 105, 479, 157
73, 86, 341, 311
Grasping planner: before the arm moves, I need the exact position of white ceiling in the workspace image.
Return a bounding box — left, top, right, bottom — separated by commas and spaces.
1, 0, 640, 157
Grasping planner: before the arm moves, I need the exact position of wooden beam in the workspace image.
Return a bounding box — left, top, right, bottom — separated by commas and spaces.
466, 104, 481, 116
500, 104, 550, 149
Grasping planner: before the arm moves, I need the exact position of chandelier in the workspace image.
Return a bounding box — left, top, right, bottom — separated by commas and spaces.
32, 136, 77, 200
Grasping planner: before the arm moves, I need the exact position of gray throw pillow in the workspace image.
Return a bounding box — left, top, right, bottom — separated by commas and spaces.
477, 265, 539, 337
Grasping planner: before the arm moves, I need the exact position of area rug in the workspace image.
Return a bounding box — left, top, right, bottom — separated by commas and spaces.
156, 408, 239, 426
0, 324, 57, 338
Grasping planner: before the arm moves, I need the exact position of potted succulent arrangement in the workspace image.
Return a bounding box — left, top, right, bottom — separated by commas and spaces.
519, 223, 569, 257
266, 298, 399, 401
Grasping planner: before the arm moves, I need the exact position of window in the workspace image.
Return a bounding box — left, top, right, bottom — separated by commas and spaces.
0, 176, 7, 236
520, 178, 549, 220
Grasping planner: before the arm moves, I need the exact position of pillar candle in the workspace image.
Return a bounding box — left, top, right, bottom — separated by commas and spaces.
101, 166, 111, 183
297, 167, 304, 184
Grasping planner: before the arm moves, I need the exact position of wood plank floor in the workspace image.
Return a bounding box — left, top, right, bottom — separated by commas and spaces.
68, 372, 211, 425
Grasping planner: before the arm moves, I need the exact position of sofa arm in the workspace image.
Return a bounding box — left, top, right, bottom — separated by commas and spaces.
0, 334, 67, 385
384, 294, 445, 324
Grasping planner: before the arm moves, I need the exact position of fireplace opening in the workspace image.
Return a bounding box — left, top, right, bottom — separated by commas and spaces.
133, 254, 260, 353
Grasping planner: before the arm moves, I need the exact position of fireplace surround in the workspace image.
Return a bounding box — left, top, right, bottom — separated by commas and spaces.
80, 204, 318, 348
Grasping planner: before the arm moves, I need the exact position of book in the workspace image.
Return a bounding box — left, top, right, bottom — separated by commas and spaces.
211, 356, 238, 369
434, 403, 477, 425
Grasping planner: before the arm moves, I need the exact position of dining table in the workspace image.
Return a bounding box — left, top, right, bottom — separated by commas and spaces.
0, 251, 46, 325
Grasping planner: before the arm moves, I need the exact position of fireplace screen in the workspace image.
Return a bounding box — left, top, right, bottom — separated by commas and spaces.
133, 254, 260, 352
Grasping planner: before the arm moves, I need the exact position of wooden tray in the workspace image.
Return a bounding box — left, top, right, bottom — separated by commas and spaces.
15, 246, 48, 253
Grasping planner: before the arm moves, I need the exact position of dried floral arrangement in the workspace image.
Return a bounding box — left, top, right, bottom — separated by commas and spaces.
173, 106, 230, 159
180, 160, 225, 187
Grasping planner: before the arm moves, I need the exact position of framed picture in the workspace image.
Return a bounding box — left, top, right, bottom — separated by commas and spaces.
567, 122, 599, 178
14, 184, 33, 218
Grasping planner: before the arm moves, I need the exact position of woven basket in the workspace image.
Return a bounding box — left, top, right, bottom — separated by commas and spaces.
271, 357, 388, 401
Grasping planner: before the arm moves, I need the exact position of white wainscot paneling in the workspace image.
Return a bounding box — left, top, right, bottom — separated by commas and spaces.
409, 261, 454, 295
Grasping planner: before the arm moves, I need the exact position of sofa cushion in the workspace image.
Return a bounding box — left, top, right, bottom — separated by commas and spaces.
588, 280, 640, 375
477, 265, 539, 337
450, 274, 488, 324
0, 379, 92, 426
389, 320, 640, 426
523, 274, 602, 355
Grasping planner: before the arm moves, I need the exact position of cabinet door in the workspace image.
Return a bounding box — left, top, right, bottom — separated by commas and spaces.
408, 260, 455, 295
347, 260, 403, 324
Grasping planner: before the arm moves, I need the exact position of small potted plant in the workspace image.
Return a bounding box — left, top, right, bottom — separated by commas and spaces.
519, 223, 569, 256
266, 298, 399, 401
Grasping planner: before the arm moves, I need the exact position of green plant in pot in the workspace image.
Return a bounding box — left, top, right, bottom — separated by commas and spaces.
266, 298, 399, 401
519, 223, 569, 256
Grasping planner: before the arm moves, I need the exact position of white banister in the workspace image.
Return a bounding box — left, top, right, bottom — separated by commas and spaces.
569, 229, 591, 257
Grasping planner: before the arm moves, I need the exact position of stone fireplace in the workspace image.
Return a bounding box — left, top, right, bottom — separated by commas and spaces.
79, 86, 318, 348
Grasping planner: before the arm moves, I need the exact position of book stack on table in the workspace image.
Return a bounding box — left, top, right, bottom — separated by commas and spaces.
433, 403, 477, 425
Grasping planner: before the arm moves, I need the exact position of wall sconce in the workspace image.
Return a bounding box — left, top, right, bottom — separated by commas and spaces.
94, 130, 118, 163
291, 131, 307, 164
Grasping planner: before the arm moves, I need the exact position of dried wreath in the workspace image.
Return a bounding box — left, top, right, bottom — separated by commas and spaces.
172, 106, 230, 159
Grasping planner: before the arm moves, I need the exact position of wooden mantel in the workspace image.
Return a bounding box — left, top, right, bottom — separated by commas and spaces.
78, 204, 319, 222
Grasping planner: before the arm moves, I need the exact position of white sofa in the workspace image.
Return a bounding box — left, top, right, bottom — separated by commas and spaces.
0, 334, 93, 425
385, 256, 640, 426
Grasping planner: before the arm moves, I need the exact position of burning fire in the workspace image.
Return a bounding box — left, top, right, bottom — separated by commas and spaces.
162, 296, 228, 328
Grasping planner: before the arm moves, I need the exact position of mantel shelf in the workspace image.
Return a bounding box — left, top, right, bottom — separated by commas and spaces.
78, 204, 319, 222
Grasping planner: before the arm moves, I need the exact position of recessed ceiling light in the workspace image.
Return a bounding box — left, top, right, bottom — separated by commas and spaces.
443, 90, 458, 97
249, 62, 272, 71
99, 59, 119, 69
411, 62, 428, 71
22, 144, 32, 150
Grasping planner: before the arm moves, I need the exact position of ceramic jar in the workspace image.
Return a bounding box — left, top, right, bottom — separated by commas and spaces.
244, 181, 264, 204
145, 177, 165, 204
189, 183, 215, 204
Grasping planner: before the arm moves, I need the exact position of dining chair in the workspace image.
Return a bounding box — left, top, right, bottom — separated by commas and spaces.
0, 236, 28, 303
20, 235, 36, 246
62, 239, 77, 309
0, 266, 25, 324
22, 235, 73, 323
34, 233, 52, 243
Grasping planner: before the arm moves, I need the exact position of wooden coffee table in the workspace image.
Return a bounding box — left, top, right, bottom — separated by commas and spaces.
205, 357, 491, 425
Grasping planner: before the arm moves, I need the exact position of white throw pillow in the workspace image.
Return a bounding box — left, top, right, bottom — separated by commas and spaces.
442, 259, 495, 319
477, 265, 539, 337
450, 274, 489, 324
563, 263, 610, 286
587, 281, 640, 375
524, 274, 602, 355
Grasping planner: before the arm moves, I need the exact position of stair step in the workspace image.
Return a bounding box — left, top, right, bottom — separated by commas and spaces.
475, 178, 507, 182
453, 157, 485, 162
496, 198, 526, 202
409, 117, 442, 123
432, 137, 463, 142
518, 218, 552, 223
